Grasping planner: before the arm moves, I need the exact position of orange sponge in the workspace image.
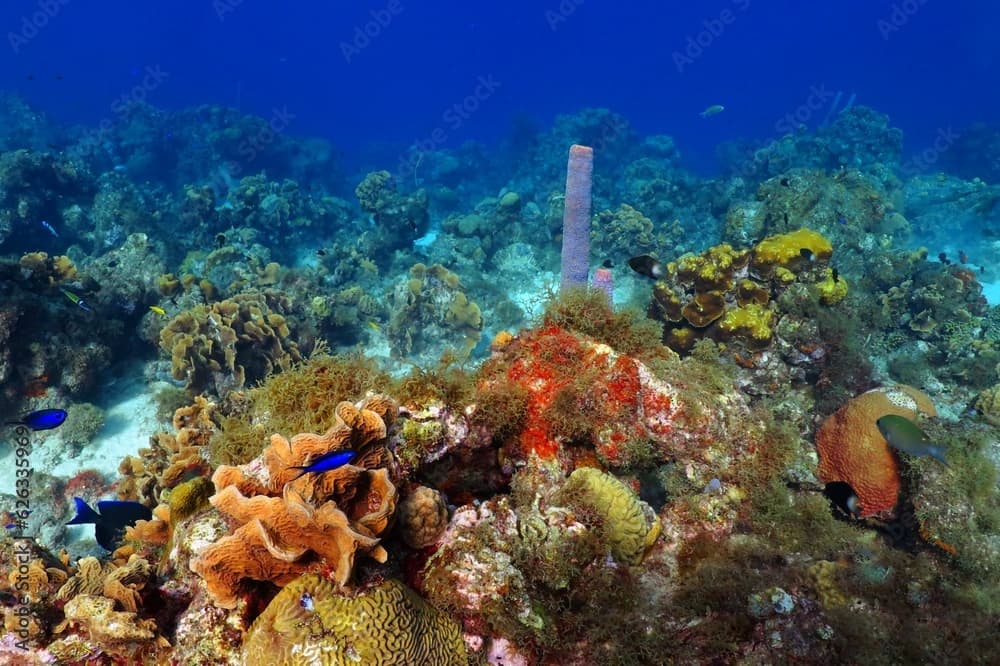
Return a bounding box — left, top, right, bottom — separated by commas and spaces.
816, 385, 936, 518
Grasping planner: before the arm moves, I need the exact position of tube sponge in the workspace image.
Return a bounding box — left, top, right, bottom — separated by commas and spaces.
559, 144, 594, 292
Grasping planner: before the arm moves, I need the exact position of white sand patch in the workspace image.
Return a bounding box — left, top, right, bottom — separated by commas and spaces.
983, 281, 1000, 305
0, 366, 169, 496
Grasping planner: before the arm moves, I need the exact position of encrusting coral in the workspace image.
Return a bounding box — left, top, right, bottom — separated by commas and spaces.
190, 396, 399, 608
242, 574, 467, 666
646, 228, 845, 353
816, 384, 937, 517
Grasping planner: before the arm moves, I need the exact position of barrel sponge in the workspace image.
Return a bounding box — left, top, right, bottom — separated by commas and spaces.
242, 575, 467, 666
816, 385, 936, 518
558, 467, 660, 565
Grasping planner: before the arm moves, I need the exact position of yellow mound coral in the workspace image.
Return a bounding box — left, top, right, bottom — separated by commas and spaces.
242, 575, 467, 666
558, 467, 660, 565
716, 303, 774, 348
817, 269, 849, 305
752, 228, 832, 269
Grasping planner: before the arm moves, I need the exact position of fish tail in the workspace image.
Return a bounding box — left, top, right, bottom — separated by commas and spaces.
930, 448, 949, 467
66, 497, 101, 525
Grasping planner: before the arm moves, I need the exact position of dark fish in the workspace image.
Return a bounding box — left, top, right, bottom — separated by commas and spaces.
627, 255, 664, 280
215, 233, 226, 248
831, 267, 840, 283
938, 252, 950, 265
799, 248, 814, 262
876, 415, 948, 466
823, 481, 861, 517
602, 259, 614, 269
6, 408, 67, 431
107, 259, 119, 268
780, 177, 790, 187
66, 497, 152, 550
288, 449, 358, 480
316, 248, 327, 257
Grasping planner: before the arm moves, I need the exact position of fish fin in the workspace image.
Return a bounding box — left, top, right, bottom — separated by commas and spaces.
66, 497, 101, 525
94, 523, 123, 551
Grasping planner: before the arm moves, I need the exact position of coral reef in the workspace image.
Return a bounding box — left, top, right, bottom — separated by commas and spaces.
159, 291, 304, 395
816, 385, 937, 518
646, 228, 845, 354
190, 397, 398, 608
387, 263, 483, 362
396, 485, 450, 549
242, 574, 467, 666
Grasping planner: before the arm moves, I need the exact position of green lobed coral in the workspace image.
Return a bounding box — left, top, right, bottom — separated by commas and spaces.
242, 575, 467, 666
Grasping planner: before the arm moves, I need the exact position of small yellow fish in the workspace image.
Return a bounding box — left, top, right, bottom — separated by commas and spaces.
367, 321, 380, 331
149, 305, 167, 316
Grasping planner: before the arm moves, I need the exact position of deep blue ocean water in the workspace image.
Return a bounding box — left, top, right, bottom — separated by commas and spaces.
2, 0, 996, 175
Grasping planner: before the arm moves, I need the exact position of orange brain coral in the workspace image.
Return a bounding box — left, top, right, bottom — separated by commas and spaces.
816, 385, 936, 518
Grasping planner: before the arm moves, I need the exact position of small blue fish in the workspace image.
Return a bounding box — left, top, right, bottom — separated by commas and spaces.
6, 408, 67, 431
288, 449, 358, 480
66, 497, 152, 551
299, 592, 315, 612
40, 220, 58, 237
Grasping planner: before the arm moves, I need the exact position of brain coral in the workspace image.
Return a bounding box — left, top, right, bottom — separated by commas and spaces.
816, 385, 936, 518
242, 574, 467, 666
558, 467, 660, 565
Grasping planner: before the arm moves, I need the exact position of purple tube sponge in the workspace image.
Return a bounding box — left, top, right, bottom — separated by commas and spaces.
559, 144, 593, 292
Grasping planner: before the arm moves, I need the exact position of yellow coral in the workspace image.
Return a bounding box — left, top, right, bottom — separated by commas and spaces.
752, 228, 832, 269
808, 560, 848, 608
559, 468, 660, 565
716, 303, 774, 348
242, 575, 467, 666
817, 270, 849, 305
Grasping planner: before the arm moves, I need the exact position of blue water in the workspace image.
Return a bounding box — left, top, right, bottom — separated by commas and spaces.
2, 1, 996, 175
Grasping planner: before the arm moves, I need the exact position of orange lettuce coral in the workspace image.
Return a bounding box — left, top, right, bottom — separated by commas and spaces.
190, 396, 399, 609
816, 385, 936, 518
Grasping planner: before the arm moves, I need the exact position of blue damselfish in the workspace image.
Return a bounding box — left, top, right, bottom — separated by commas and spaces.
6, 408, 68, 431
288, 449, 358, 480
